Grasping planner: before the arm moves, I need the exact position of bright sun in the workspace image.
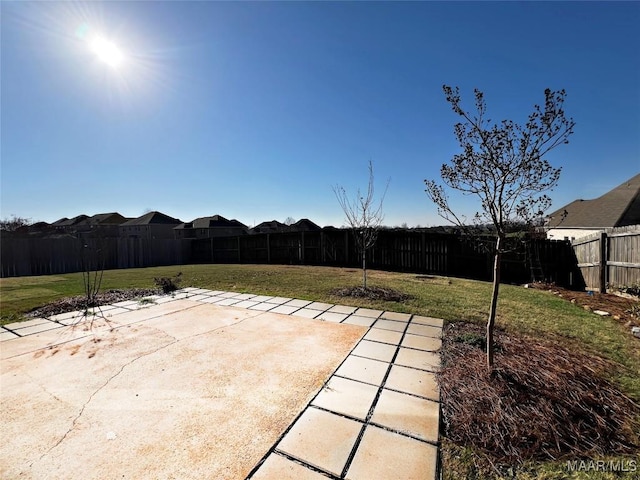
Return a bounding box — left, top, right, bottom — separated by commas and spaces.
90, 36, 123, 68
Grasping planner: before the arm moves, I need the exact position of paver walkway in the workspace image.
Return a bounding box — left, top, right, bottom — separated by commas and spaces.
1, 288, 443, 479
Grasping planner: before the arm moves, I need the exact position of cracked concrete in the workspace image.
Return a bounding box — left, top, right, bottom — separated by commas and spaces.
0, 300, 366, 479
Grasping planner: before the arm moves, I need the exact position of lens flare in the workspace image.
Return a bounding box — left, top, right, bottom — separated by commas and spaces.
90, 36, 123, 68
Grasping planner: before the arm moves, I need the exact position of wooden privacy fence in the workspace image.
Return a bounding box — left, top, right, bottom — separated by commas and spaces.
572, 229, 640, 292
0, 237, 190, 277
2, 230, 582, 288
190, 230, 579, 287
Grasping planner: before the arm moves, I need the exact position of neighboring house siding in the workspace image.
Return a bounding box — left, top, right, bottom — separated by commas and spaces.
546, 228, 602, 241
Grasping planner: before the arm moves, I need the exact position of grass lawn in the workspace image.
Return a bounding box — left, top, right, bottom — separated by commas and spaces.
2, 264, 639, 477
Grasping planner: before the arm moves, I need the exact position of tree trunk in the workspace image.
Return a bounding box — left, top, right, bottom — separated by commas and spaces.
362, 250, 367, 289
487, 235, 503, 372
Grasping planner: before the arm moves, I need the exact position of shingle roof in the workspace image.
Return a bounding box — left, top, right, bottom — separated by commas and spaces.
81, 213, 127, 226
546, 173, 640, 228
121, 211, 182, 226
174, 215, 247, 230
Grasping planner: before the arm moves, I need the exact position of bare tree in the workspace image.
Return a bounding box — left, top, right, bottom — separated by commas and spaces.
425, 85, 574, 372
334, 161, 389, 288
0, 215, 31, 232
284, 217, 296, 226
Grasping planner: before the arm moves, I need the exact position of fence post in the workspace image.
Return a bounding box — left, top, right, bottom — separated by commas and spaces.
237, 236, 241, 263
300, 232, 305, 264
599, 231, 607, 293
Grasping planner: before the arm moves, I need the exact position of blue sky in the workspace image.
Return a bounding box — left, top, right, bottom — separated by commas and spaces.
1, 1, 638, 228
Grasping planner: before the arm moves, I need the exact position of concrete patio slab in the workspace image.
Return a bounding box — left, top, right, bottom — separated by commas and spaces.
317, 311, 348, 323
346, 425, 437, 480
276, 407, 362, 477
328, 305, 358, 315
0, 330, 19, 341
412, 316, 445, 328
385, 365, 440, 401
283, 299, 312, 308
306, 301, 334, 311
342, 315, 377, 328
311, 376, 378, 421
380, 311, 412, 322
401, 333, 442, 352
251, 453, 328, 479
351, 339, 397, 362
363, 328, 403, 345
353, 308, 383, 318
271, 305, 302, 315
291, 308, 321, 319
372, 318, 406, 332
0, 301, 366, 480
3, 318, 53, 330
406, 323, 442, 338
395, 348, 441, 372
334, 355, 388, 386
371, 389, 440, 442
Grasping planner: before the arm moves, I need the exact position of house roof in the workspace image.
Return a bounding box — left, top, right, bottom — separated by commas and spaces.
121, 211, 182, 226
546, 173, 640, 228
291, 218, 321, 231
81, 213, 127, 226
54, 214, 88, 227
174, 215, 248, 230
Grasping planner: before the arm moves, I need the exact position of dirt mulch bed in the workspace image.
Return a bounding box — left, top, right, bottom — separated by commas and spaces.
331, 286, 411, 302
439, 322, 640, 465
26, 288, 162, 319
529, 282, 639, 328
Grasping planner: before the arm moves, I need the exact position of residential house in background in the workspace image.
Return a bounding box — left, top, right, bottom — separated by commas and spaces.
289, 218, 322, 232
251, 220, 289, 234
120, 211, 183, 239
51, 215, 89, 235
545, 173, 640, 241
76, 212, 129, 237
174, 215, 249, 239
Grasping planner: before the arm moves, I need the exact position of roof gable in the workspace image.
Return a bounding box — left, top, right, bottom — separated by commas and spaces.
547, 173, 640, 228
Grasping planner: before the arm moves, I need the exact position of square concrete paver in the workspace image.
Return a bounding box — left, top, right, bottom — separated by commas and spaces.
306, 302, 334, 311
292, 308, 321, 319
317, 312, 348, 323
9, 322, 61, 336
311, 376, 378, 420
334, 355, 389, 386
328, 305, 358, 315
353, 308, 383, 318
371, 389, 440, 442
216, 298, 241, 306
406, 323, 441, 338
284, 299, 312, 308
3, 318, 52, 330
372, 319, 406, 333
346, 425, 437, 480
251, 453, 328, 479
401, 334, 442, 352
1, 330, 20, 341
385, 365, 439, 401
233, 293, 257, 300
363, 328, 403, 345
412, 316, 444, 328
233, 300, 260, 309
394, 348, 441, 372
380, 311, 412, 322
271, 305, 302, 315
342, 315, 377, 328
248, 302, 277, 312
351, 340, 397, 362
251, 295, 274, 302
265, 297, 293, 305
276, 407, 362, 477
